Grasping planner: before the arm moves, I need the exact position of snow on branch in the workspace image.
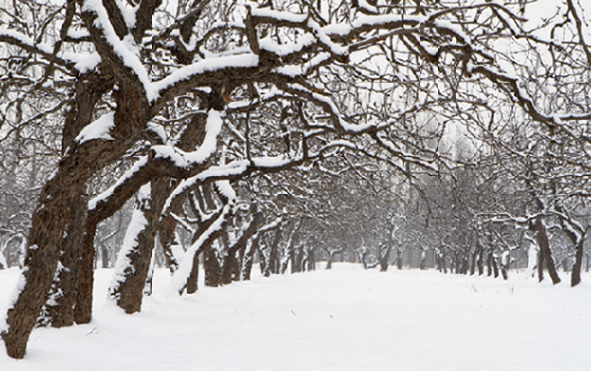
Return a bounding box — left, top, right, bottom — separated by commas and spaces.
0, 28, 79, 70
88, 155, 149, 212
168, 200, 234, 294
82, 0, 151, 95
152, 109, 224, 168
150, 54, 260, 102
75, 112, 116, 144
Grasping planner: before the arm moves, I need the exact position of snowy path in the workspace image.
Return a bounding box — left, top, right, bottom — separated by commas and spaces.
1, 264, 590, 370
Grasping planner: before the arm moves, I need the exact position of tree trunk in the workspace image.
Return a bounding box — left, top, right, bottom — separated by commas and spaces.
533, 218, 561, 284
182, 199, 233, 293
269, 229, 282, 275
204, 244, 221, 287
292, 247, 304, 272
500, 265, 509, 280
289, 246, 298, 273
186, 250, 200, 293
477, 248, 484, 276
2, 68, 125, 356
100, 243, 110, 269
491, 254, 499, 278
307, 247, 315, 271
571, 236, 585, 287
242, 234, 261, 281
42, 191, 88, 328
325, 249, 342, 270
537, 249, 545, 282
156, 114, 209, 274
260, 246, 269, 277
143, 251, 156, 296
234, 248, 244, 282
2, 168, 89, 358
109, 184, 155, 314
379, 243, 392, 272
221, 213, 262, 285
420, 250, 426, 270
73, 217, 99, 324
461, 253, 469, 275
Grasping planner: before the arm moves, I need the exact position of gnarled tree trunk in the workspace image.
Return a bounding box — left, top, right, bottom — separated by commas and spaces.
2, 165, 93, 358
41, 191, 88, 328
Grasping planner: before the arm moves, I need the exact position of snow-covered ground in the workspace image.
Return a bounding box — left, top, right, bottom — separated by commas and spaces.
0, 264, 590, 370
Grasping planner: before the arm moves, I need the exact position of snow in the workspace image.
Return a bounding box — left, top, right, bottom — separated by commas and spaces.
88, 155, 149, 211
169, 202, 233, 294
153, 109, 223, 168
353, 13, 424, 30
307, 19, 348, 56
108, 184, 151, 297
214, 180, 236, 202
81, 0, 152, 98
250, 7, 307, 23
259, 33, 315, 56
1, 264, 590, 370
75, 113, 115, 144
114, 0, 137, 30
273, 51, 331, 77
0, 266, 28, 333
150, 54, 259, 102
72, 53, 101, 74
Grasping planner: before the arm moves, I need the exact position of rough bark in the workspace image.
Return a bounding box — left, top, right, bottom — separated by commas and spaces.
2, 167, 92, 358
4, 70, 121, 351
42, 191, 88, 328
74, 218, 99, 324
109, 185, 156, 314
533, 218, 561, 285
